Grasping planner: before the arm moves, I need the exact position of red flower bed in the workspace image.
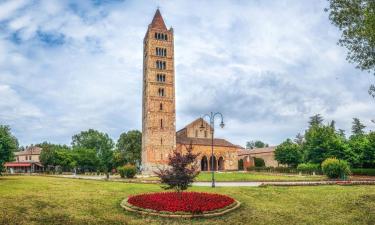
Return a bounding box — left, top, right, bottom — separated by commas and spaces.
127, 192, 235, 213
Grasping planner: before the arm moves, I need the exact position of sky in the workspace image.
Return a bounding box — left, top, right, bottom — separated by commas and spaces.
0, 0, 374, 147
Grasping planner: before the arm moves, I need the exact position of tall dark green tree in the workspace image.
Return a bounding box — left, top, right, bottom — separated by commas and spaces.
72, 147, 99, 172
38, 142, 71, 171
363, 131, 375, 167
304, 123, 349, 164
351, 118, 366, 136
72, 129, 114, 178
0, 125, 18, 175
326, 0, 375, 97
115, 130, 142, 167
309, 114, 324, 127
274, 139, 302, 167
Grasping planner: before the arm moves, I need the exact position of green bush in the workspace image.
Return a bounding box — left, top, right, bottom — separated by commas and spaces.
321, 158, 351, 179
297, 163, 321, 174
118, 164, 137, 178
247, 166, 298, 174
254, 158, 265, 167
351, 168, 375, 176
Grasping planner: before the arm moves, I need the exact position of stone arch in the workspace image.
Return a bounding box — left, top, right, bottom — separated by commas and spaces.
209, 155, 217, 171
201, 156, 208, 171
218, 156, 224, 171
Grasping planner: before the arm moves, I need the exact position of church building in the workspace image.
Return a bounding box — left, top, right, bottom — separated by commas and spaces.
142, 9, 240, 173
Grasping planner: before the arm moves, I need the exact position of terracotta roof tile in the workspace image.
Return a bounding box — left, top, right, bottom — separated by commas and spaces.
177, 136, 239, 148
238, 146, 276, 156
15, 146, 42, 156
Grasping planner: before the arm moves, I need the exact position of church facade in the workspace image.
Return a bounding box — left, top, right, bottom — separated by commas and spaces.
142, 10, 239, 173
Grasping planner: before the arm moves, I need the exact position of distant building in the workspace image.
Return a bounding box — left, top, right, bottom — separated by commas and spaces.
5, 146, 44, 173
238, 146, 278, 169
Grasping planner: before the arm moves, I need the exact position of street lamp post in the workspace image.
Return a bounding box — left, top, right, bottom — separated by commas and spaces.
200, 112, 225, 188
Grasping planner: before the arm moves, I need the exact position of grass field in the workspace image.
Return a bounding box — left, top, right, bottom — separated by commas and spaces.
1, 176, 374, 225
195, 171, 325, 182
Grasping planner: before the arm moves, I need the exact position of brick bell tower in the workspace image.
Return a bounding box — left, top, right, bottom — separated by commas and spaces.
142, 9, 176, 173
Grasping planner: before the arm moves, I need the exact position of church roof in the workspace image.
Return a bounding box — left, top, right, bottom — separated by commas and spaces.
150, 9, 167, 30
177, 136, 239, 148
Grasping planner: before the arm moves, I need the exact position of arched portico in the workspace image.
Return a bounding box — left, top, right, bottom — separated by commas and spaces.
201, 156, 208, 171
209, 155, 217, 171
218, 156, 224, 170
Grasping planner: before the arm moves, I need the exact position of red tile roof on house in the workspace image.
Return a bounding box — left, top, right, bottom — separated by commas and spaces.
238, 146, 277, 156
14, 146, 42, 156
150, 9, 167, 30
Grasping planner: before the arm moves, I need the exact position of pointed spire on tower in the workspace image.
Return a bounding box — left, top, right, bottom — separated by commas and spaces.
150, 8, 167, 30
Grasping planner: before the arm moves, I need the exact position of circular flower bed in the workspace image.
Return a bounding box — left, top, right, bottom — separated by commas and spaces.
121, 192, 240, 218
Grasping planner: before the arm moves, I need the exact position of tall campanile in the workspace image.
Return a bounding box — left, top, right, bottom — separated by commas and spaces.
142, 9, 176, 173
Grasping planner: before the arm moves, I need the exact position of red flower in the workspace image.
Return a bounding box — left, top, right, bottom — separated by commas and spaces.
127, 192, 234, 213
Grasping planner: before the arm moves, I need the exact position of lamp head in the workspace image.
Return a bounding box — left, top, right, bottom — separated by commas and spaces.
220, 121, 225, 128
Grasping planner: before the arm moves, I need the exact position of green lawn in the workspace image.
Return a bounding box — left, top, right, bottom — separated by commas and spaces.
1, 176, 374, 225
195, 171, 326, 182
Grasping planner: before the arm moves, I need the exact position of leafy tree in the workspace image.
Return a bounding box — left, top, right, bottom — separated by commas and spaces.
351, 118, 366, 136
304, 124, 349, 164
363, 131, 375, 167
246, 140, 269, 149
309, 114, 324, 127
38, 142, 70, 171
72, 147, 99, 173
0, 125, 18, 175
72, 129, 114, 178
115, 130, 142, 167
348, 134, 369, 167
326, 0, 375, 97
155, 144, 200, 194
274, 139, 302, 167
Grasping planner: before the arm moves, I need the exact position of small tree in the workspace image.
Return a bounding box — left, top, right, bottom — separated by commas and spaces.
155, 144, 200, 194
275, 139, 302, 167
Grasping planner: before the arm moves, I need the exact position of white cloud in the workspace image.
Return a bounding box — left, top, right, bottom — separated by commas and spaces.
0, 0, 374, 147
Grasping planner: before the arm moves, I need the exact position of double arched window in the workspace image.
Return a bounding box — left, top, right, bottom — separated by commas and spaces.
156, 47, 167, 57
156, 74, 166, 82
158, 88, 165, 97
154, 32, 168, 41
156, 60, 166, 70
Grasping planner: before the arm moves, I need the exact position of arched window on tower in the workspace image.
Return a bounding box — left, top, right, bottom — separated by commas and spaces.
160, 103, 163, 110
158, 88, 165, 97
160, 119, 163, 128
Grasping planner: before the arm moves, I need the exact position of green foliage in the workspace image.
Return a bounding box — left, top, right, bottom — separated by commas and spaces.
72, 147, 99, 173
363, 131, 375, 167
72, 129, 114, 178
304, 123, 349, 164
352, 118, 366, 136
115, 130, 142, 168
238, 159, 244, 170
247, 166, 298, 174
275, 139, 302, 167
351, 168, 375, 176
254, 157, 265, 167
246, 140, 268, 149
309, 114, 324, 127
118, 164, 137, 178
326, 0, 375, 96
321, 158, 351, 179
0, 125, 18, 175
297, 163, 321, 174
38, 142, 71, 170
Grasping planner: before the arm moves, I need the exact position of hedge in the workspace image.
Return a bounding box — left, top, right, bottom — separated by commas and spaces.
351, 168, 375, 176
247, 166, 298, 174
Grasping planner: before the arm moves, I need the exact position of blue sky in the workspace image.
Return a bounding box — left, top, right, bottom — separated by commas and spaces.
0, 0, 374, 147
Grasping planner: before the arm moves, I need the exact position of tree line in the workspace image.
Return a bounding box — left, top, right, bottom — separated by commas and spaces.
0, 126, 142, 177
275, 114, 375, 169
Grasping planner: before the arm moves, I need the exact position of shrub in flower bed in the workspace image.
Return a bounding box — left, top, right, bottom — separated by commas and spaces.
127, 192, 235, 214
